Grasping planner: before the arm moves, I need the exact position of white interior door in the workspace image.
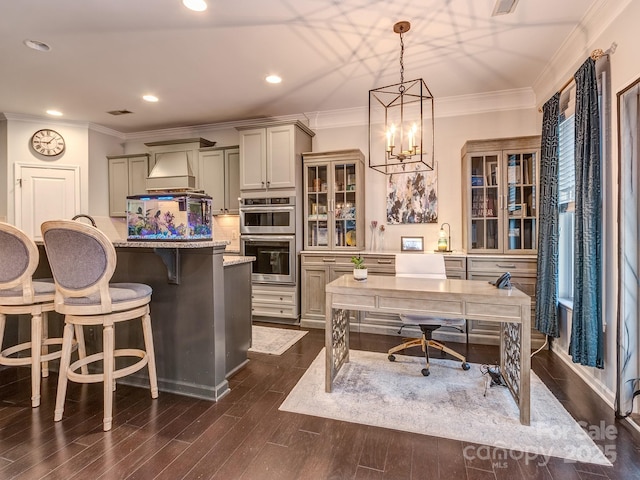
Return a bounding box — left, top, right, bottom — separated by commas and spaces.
15, 164, 80, 239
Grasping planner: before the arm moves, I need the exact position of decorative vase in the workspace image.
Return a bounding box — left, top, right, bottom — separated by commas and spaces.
377, 231, 385, 251
353, 268, 368, 281
370, 226, 376, 252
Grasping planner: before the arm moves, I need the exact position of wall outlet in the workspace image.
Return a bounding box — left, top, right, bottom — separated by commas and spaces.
232, 230, 238, 240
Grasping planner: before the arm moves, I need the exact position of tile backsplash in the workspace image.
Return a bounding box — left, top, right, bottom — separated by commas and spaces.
213, 215, 240, 251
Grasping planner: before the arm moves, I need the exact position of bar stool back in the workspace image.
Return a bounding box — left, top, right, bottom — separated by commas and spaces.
0, 222, 62, 407
41, 220, 158, 431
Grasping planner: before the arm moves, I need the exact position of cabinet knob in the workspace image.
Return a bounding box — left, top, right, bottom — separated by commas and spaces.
267, 181, 271, 187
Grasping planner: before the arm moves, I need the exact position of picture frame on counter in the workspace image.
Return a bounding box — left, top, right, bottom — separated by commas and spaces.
400, 236, 424, 252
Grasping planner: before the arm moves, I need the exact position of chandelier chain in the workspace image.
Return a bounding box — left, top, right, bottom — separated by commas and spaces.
399, 29, 405, 86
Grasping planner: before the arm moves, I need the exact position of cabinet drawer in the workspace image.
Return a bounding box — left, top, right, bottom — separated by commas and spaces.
444, 256, 466, 272
363, 254, 395, 273
301, 254, 353, 266
252, 303, 298, 318
467, 257, 536, 274
252, 289, 297, 306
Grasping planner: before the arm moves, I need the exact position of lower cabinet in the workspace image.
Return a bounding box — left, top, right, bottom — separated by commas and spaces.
252, 284, 299, 321
301, 252, 544, 348
466, 255, 544, 346
300, 252, 395, 329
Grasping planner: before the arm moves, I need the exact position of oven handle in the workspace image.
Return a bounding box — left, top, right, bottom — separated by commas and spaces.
240, 234, 296, 243
239, 205, 295, 213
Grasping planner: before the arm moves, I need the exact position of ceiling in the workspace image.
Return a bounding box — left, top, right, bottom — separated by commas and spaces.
0, 0, 599, 133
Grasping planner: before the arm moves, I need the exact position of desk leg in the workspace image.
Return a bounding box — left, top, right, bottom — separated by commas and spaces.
325, 299, 350, 392
499, 306, 531, 425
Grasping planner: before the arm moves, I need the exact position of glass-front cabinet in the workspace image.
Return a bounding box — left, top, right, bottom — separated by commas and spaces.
302, 149, 365, 250
462, 136, 540, 254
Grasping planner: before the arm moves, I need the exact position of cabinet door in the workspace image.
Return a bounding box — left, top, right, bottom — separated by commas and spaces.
301, 266, 327, 321
225, 148, 240, 214
108, 157, 129, 217
332, 161, 359, 249
304, 162, 330, 249
128, 156, 148, 197
199, 150, 226, 214
266, 124, 296, 189
502, 150, 538, 253
467, 152, 501, 252
239, 128, 267, 190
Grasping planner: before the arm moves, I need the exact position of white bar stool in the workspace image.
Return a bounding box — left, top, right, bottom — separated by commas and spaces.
41, 220, 158, 431
0, 222, 66, 407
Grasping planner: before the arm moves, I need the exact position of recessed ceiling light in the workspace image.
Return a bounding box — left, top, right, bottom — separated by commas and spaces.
24, 39, 51, 52
46, 110, 63, 116
143, 95, 159, 102
265, 75, 282, 84
183, 0, 207, 12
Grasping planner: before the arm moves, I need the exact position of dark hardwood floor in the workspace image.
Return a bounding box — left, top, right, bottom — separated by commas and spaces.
1, 325, 640, 480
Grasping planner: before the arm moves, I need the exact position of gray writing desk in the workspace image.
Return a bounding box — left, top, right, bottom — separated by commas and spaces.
325, 274, 532, 425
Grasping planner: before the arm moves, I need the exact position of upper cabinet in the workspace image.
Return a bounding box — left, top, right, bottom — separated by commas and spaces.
145, 138, 216, 191
107, 153, 150, 217
199, 146, 240, 215
237, 121, 314, 191
302, 149, 365, 250
461, 136, 541, 254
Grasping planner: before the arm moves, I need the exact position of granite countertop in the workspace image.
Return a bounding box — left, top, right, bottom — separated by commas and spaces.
223, 255, 255, 266
113, 239, 229, 249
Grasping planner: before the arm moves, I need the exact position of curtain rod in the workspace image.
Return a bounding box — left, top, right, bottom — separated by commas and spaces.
537, 43, 617, 113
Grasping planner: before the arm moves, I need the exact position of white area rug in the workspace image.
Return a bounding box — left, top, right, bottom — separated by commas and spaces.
280, 349, 611, 466
248, 326, 308, 355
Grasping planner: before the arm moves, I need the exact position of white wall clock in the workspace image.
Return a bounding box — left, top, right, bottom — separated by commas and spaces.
31, 129, 66, 157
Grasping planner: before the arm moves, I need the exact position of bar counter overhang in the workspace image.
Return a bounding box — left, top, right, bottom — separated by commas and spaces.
32, 239, 252, 402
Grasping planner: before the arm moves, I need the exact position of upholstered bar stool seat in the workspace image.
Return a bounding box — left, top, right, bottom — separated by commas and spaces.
0, 223, 65, 407
41, 220, 158, 432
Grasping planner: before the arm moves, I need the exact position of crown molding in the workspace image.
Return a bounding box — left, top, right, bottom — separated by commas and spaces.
533, 0, 631, 104
306, 88, 536, 130
124, 113, 311, 142
88, 123, 126, 139
1, 112, 91, 129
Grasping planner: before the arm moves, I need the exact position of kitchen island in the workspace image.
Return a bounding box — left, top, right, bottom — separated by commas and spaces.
31, 240, 254, 402
109, 240, 253, 401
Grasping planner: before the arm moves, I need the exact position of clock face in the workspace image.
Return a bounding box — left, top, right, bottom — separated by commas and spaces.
31, 129, 65, 156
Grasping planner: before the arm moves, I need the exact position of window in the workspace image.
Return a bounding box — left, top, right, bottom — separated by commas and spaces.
558, 113, 575, 301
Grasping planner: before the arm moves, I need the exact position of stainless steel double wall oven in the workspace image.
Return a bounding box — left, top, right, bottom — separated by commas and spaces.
239, 196, 296, 284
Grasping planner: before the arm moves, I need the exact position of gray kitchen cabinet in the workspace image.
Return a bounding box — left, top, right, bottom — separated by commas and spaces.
302, 149, 365, 251
199, 146, 240, 215
300, 252, 395, 329
466, 255, 544, 346
145, 137, 216, 191
462, 136, 541, 254
107, 153, 150, 217
237, 121, 314, 191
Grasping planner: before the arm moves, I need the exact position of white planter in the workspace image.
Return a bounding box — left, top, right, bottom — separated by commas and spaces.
353, 268, 368, 281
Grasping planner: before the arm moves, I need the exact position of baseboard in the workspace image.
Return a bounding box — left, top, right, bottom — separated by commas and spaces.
550, 341, 616, 409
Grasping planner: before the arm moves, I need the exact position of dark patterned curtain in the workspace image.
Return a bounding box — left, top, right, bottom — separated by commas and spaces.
535, 93, 560, 337
569, 58, 603, 368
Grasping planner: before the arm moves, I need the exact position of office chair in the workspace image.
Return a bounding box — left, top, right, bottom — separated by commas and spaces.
387, 253, 470, 376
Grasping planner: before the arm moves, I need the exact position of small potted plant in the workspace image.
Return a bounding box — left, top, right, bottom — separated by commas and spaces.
351, 255, 367, 281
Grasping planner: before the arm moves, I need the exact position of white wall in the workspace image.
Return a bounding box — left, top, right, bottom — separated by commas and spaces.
311, 108, 540, 252
88, 128, 124, 216
533, 0, 640, 406
2, 117, 90, 224
0, 120, 7, 221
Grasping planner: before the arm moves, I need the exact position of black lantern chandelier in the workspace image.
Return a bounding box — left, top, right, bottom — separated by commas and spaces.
369, 21, 434, 175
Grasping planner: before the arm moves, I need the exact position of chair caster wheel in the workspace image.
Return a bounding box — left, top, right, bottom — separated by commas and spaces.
388, 354, 396, 362
421, 368, 430, 376
462, 362, 470, 371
